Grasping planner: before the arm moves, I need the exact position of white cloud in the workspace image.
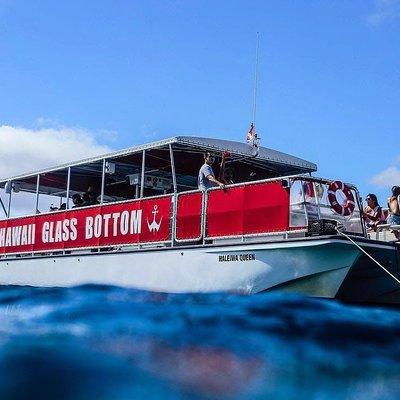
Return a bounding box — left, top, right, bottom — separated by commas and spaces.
0, 124, 113, 180
370, 165, 400, 187
0, 124, 114, 217
366, 0, 400, 26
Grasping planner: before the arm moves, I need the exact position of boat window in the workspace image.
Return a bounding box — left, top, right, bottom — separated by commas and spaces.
141, 147, 173, 197
172, 144, 283, 192
173, 147, 204, 192
103, 152, 143, 203
0, 176, 39, 218
289, 179, 307, 227
315, 182, 363, 234
68, 162, 103, 208
37, 169, 69, 213
290, 179, 364, 234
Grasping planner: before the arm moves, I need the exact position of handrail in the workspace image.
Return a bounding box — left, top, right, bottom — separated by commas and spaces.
375, 224, 400, 241
174, 190, 204, 243
206, 173, 306, 192
0, 192, 173, 222
0, 174, 365, 240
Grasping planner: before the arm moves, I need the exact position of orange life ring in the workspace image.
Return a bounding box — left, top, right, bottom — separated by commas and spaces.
327, 181, 355, 217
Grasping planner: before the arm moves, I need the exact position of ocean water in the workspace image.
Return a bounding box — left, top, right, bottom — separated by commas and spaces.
0, 286, 399, 400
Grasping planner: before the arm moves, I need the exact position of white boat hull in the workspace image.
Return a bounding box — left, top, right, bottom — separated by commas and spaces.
0, 238, 363, 297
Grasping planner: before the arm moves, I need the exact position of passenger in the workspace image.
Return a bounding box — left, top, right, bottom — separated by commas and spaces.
304, 182, 324, 201
387, 186, 400, 240
315, 182, 324, 200
49, 204, 58, 212
223, 167, 234, 185
82, 186, 99, 206
81, 192, 91, 206
71, 193, 83, 208
363, 193, 385, 231
198, 152, 225, 191
304, 181, 315, 201
87, 191, 99, 205
49, 202, 67, 212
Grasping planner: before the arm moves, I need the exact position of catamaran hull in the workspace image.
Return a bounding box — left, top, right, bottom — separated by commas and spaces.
0, 237, 375, 297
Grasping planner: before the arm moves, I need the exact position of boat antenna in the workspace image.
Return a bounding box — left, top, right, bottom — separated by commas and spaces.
252, 32, 260, 130
246, 32, 261, 156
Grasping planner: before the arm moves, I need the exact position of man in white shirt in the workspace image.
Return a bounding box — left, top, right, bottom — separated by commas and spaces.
198, 152, 225, 191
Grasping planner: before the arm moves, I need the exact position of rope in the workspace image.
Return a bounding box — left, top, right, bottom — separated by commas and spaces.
335, 227, 400, 286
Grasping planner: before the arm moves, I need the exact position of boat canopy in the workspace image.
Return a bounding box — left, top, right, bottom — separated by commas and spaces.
0, 136, 317, 217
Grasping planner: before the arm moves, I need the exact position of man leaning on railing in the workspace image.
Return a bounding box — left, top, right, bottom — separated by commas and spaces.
198, 152, 225, 191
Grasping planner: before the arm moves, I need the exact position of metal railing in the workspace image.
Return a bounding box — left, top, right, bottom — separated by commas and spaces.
0, 174, 369, 260
373, 224, 400, 241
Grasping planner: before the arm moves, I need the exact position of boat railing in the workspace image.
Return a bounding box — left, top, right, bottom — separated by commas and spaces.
175, 189, 205, 243
371, 224, 400, 241
0, 174, 366, 259
288, 176, 365, 237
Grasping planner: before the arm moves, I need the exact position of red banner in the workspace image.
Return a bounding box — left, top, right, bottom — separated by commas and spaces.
0, 182, 293, 255
0, 196, 172, 255
176, 192, 203, 241
206, 182, 290, 238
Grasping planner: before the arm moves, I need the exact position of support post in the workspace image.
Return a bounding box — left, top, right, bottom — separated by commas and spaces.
140, 150, 146, 198
66, 167, 71, 209
35, 175, 40, 214
169, 144, 177, 246
7, 183, 12, 219
169, 144, 177, 193
100, 159, 106, 204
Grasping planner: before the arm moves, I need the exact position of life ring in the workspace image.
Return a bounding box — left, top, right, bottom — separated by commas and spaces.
327, 181, 355, 216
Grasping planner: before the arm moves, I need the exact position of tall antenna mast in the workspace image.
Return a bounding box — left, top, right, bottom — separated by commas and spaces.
252, 32, 260, 129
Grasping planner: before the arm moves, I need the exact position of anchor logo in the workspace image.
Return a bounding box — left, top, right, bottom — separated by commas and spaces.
147, 205, 163, 233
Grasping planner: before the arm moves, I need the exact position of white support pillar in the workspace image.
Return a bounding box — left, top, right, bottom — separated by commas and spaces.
7, 183, 12, 219
169, 144, 177, 246
100, 159, 106, 204
140, 150, 146, 198
35, 175, 40, 214
169, 144, 177, 193
66, 167, 71, 209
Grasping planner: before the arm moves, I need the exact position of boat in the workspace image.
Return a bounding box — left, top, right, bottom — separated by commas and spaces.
0, 136, 399, 303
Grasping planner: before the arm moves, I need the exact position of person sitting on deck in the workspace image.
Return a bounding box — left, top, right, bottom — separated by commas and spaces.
82, 186, 100, 206
363, 193, 385, 231
49, 204, 58, 212
387, 186, 400, 240
223, 167, 234, 185
198, 152, 225, 191
71, 193, 83, 208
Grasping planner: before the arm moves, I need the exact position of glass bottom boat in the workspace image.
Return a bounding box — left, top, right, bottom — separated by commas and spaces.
0, 136, 399, 303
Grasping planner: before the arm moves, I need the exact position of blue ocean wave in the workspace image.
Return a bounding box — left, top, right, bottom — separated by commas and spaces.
0, 285, 399, 399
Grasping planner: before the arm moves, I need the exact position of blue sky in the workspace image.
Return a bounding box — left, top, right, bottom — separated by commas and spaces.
0, 0, 399, 204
